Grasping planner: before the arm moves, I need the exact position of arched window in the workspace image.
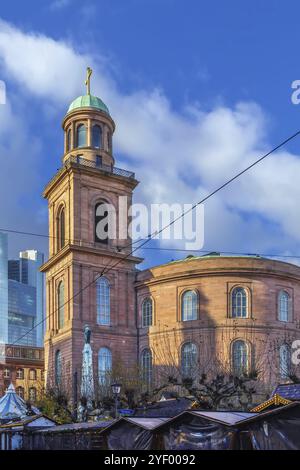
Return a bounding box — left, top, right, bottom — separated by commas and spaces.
95, 202, 109, 244
76, 124, 86, 148
67, 128, 72, 152
16, 368, 24, 380
231, 287, 248, 318
92, 124, 102, 149
181, 290, 198, 321
142, 298, 153, 327
232, 340, 249, 376
55, 350, 62, 386
278, 291, 290, 322
98, 347, 112, 385
96, 277, 110, 325
141, 349, 152, 386
29, 369, 37, 380
181, 342, 198, 377
107, 131, 112, 151
58, 282, 65, 329
29, 387, 37, 402
57, 206, 65, 251
280, 344, 291, 379
16, 386, 24, 399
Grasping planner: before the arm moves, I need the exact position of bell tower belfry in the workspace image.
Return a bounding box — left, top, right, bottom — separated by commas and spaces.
41, 68, 142, 397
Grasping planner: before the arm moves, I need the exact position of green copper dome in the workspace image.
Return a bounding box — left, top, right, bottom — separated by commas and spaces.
67, 94, 110, 115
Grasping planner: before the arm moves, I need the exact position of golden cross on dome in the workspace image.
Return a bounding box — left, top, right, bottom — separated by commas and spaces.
85, 67, 93, 95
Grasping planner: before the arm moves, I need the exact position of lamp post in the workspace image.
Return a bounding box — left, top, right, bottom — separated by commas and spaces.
111, 383, 122, 419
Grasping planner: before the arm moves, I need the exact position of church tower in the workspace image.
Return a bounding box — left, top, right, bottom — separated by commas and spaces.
41, 68, 142, 398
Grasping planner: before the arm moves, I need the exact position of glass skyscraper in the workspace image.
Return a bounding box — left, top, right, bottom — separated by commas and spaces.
19, 250, 45, 347
0, 234, 45, 348
0, 232, 8, 346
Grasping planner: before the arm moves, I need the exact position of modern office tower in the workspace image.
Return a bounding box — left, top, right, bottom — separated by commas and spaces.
8, 260, 20, 282
7, 250, 45, 347
0, 232, 8, 345
19, 251, 45, 347
8, 280, 37, 346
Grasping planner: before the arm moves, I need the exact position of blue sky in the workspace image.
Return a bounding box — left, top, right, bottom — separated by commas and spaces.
1, 0, 300, 268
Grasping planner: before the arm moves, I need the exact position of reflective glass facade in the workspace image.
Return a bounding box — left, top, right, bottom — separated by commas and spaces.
0, 233, 8, 345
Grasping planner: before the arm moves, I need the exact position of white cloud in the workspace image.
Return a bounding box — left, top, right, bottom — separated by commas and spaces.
0, 18, 300, 262
49, 0, 72, 11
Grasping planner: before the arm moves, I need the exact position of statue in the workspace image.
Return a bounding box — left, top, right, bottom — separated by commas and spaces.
84, 324, 91, 344
80, 324, 95, 416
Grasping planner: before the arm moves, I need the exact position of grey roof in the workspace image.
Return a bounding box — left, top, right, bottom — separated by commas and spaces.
36, 420, 114, 433
272, 384, 300, 401
190, 411, 257, 425
134, 398, 192, 418
0, 384, 39, 421
125, 417, 169, 430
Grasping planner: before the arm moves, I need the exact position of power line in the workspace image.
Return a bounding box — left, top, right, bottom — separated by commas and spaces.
137, 247, 300, 260
9, 128, 300, 345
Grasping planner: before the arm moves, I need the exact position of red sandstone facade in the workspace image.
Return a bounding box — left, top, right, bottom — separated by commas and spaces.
136, 255, 300, 395
42, 84, 300, 401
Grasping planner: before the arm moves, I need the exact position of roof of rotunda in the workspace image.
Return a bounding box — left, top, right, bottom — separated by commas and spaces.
67, 94, 110, 115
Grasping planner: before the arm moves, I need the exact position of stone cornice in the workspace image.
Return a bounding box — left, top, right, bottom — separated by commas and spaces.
136, 262, 300, 287
43, 161, 139, 198
40, 243, 143, 272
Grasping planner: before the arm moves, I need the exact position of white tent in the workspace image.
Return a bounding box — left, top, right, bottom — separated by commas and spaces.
0, 384, 39, 421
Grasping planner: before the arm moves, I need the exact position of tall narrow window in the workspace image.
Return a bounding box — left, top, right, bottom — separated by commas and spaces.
16, 368, 24, 380
57, 206, 65, 251
55, 350, 62, 386
98, 347, 112, 385
280, 344, 291, 379
29, 369, 37, 380
92, 124, 102, 148
181, 342, 198, 377
182, 290, 198, 321
107, 131, 112, 151
76, 124, 86, 148
67, 128, 72, 152
16, 386, 24, 399
29, 387, 37, 402
95, 202, 109, 244
96, 277, 110, 325
96, 155, 102, 167
232, 340, 249, 375
142, 298, 153, 327
231, 287, 248, 318
58, 282, 65, 329
141, 349, 152, 386
278, 291, 290, 322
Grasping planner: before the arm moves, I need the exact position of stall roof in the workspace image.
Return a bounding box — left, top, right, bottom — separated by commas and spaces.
236, 401, 300, 425
100, 416, 171, 434
272, 384, 300, 401
124, 417, 169, 430
134, 398, 192, 418
0, 414, 57, 431
35, 420, 115, 434
190, 411, 257, 425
